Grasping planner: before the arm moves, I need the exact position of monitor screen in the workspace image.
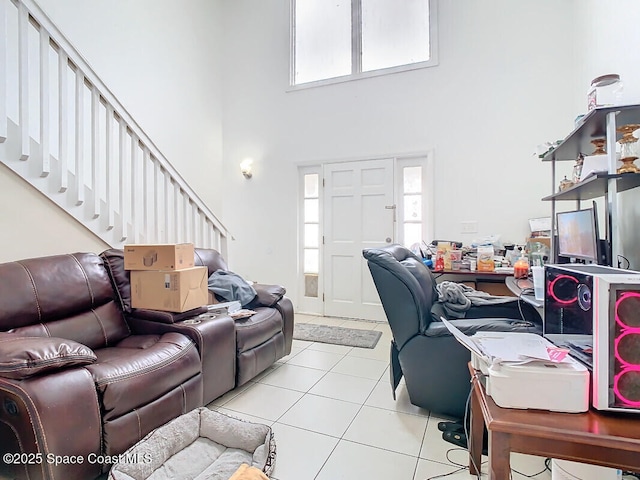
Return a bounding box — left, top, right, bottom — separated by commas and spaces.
556, 208, 599, 263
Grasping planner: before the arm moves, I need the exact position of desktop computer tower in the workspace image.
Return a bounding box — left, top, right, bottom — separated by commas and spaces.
544, 264, 640, 413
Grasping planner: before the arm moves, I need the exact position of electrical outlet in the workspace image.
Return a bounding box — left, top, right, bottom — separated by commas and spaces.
461, 221, 478, 234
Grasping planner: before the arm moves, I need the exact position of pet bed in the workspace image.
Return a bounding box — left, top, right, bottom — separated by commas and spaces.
108, 407, 275, 480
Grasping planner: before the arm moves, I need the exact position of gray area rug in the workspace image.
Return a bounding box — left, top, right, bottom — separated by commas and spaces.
293, 323, 383, 349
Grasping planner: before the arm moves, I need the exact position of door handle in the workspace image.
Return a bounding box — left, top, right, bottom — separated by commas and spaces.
385, 237, 392, 243
385, 204, 397, 222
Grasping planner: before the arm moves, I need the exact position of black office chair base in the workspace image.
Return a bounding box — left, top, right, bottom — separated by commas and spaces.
442, 430, 488, 456
437, 420, 464, 433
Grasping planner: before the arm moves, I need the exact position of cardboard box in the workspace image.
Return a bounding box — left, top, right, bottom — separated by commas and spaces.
526, 237, 551, 249
130, 266, 208, 312
124, 243, 195, 271
208, 291, 219, 304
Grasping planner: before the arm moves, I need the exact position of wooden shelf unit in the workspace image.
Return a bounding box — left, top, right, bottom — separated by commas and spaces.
541, 105, 640, 265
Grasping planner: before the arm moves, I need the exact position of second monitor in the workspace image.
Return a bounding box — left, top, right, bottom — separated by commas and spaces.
556, 203, 608, 266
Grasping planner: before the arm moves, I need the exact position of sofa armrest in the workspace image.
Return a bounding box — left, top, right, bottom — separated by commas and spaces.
0, 368, 102, 480
273, 296, 294, 355
0, 333, 96, 380
430, 300, 542, 327
424, 317, 541, 338
129, 306, 209, 325
249, 284, 286, 308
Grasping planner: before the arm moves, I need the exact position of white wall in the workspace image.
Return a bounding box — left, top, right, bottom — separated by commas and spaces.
0, 164, 109, 262
35, 0, 225, 212
220, 0, 581, 300
0, 0, 226, 262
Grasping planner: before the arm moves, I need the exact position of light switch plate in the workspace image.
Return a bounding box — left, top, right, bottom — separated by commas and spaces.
461, 221, 478, 234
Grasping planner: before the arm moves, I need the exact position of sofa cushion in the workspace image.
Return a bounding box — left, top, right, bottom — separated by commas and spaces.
235, 308, 283, 353
0, 333, 96, 379
85, 332, 201, 420
101, 248, 133, 312
0, 253, 131, 348
9, 302, 131, 350
194, 248, 228, 274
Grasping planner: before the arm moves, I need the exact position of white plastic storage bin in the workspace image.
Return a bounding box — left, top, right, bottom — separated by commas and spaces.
552, 459, 620, 480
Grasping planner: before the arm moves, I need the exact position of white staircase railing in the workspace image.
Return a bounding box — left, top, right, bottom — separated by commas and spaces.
0, 0, 230, 257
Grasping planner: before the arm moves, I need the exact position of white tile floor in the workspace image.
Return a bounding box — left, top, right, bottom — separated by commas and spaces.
208, 314, 552, 480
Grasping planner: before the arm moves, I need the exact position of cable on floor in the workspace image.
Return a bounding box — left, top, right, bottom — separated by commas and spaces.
422, 448, 473, 480
464, 385, 482, 480
446, 377, 553, 480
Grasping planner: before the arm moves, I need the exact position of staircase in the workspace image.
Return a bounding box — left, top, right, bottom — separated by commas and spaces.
0, 0, 230, 256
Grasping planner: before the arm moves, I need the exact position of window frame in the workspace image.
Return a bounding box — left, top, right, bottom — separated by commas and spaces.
395, 154, 435, 248
297, 165, 324, 314
289, 0, 438, 89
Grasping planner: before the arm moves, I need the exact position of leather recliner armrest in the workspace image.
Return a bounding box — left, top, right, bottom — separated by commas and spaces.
249, 284, 286, 308
0, 333, 96, 380
129, 306, 209, 324
424, 317, 541, 338
0, 368, 102, 480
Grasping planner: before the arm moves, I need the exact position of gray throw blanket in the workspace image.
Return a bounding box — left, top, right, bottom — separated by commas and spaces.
207, 270, 257, 307
436, 281, 515, 318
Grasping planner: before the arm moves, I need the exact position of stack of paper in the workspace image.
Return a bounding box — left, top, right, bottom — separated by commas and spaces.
208, 301, 241, 314
441, 317, 590, 412
440, 317, 569, 366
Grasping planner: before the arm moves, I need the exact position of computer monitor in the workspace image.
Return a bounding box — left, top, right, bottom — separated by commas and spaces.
556, 206, 600, 264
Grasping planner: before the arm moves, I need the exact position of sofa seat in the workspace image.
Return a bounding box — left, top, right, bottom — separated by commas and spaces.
86, 333, 201, 420
235, 308, 284, 352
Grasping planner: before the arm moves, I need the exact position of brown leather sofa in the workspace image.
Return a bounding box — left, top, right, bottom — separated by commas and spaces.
0, 248, 294, 480
101, 247, 295, 389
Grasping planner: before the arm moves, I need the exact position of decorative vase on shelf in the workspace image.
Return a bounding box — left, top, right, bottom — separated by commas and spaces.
572, 154, 584, 183
591, 138, 607, 155
616, 124, 640, 174
559, 176, 574, 192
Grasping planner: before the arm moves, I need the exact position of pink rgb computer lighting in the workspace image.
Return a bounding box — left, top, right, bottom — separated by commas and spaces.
614, 291, 640, 329
547, 274, 578, 305
613, 368, 640, 407
613, 292, 640, 406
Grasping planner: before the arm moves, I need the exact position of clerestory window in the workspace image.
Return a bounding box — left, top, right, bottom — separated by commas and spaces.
291, 0, 438, 87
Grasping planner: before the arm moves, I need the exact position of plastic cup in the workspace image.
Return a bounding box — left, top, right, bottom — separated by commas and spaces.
531, 266, 545, 301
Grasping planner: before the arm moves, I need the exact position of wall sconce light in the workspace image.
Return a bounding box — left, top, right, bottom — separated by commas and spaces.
240, 159, 253, 179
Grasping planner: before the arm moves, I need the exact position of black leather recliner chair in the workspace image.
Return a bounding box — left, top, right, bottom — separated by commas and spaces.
363, 244, 542, 419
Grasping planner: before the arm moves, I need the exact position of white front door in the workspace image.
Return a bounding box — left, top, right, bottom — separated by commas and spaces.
323, 159, 395, 320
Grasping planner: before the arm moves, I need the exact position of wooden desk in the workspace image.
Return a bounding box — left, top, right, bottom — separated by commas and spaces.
468, 364, 640, 479
433, 270, 514, 296
504, 275, 544, 310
